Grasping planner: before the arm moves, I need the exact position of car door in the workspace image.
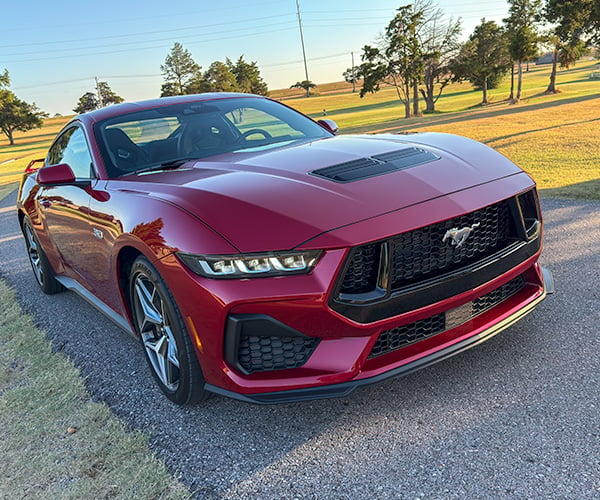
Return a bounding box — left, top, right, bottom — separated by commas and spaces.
39, 126, 99, 288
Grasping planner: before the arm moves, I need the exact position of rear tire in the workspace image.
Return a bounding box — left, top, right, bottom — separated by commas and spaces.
22, 218, 64, 294
129, 255, 209, 405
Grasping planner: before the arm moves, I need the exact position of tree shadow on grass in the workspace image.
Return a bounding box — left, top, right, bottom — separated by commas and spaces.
485, 116, 600, 146
344, 92, 600, 135
1, 144, 49, 155
540, 179, 600, 200
308, 98, 401, 118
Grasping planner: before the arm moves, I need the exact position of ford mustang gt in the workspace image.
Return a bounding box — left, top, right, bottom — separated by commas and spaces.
17, 93, 553, 404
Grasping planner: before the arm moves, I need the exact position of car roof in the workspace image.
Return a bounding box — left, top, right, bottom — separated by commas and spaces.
76, 92, 264, 126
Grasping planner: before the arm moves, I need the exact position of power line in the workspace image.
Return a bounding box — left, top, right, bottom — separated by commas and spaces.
2, 0, 285, 34
1, 21, 298, 58
12, 52, 352, 92
2, 13, 297, 50
4, 27, 298, 64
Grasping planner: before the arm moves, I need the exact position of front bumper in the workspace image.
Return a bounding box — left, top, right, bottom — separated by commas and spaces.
207, 266, 553, 404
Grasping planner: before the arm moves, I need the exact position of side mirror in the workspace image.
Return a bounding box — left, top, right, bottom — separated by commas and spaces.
317, 119, 339, 134
37, 163, 88, 187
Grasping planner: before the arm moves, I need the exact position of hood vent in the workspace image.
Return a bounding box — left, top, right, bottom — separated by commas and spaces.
310, 147, 440, 183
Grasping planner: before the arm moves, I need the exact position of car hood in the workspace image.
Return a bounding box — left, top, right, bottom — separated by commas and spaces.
126, 133, 523, 253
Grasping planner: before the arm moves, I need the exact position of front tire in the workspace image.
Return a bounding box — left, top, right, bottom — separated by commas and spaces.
22, 218, 64, 294
129, 256, 208, 405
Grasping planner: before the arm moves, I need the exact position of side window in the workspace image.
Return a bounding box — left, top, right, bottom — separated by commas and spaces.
48, 127, 94, 179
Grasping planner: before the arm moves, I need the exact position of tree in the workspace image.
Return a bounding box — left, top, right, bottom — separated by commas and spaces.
160, 42, 202, 96
415, 0, 462, 113
343, 66, 360, 92
0, 72, 47, 145
543, 0, 595, 93
290, 80, 317, 97
0, 69, 8, 89
73, 92, 100, 113
504, 0, 542, 103
452, 20, 511, 105
228, 56, 268, 95
591, 1, 600, 45
73, 81, 123, 113
97, 81, 124, 106
357, 2, 460, 116
360, 5, 424, 118
360, 5, 423, 118
203, 61, 240, 92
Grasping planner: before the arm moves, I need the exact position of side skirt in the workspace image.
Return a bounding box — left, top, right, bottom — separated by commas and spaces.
55, 276, 136, 338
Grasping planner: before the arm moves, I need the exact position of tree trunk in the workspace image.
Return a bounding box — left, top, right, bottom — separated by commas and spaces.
422, 66, 435, 113
412, 81, 420, 117
421, 87, 435, 113
516, 61, 523, 102
546, 49, 559, 93
482, 77, 489, 105
509, 64, 515, 103
404, 82, 411, 119
7, 130, 14, 146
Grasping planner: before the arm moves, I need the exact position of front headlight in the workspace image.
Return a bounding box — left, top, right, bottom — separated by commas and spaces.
177, 250, 322, 278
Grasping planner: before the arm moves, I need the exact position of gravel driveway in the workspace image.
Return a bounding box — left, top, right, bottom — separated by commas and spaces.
1, 190, 598, 499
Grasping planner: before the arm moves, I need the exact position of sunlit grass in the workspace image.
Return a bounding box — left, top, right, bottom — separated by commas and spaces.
0, 115, 73, 189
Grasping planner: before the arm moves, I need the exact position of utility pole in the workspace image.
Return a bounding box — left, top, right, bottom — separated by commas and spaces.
351, 51, 356, 93
295, 0, 311, 96
95, 76, 104, 108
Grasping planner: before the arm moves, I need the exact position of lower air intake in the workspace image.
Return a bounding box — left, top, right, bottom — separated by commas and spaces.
238, 335, 319, 374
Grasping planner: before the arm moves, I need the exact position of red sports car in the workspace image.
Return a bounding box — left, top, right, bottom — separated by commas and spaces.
17, 93, 553, 404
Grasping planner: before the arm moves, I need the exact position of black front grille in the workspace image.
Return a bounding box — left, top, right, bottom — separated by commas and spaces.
339, 198, 518, 297
368, 274, 527, 358
389, 201, 513, 289
238, 335, 319, 374
341, 243, 381, 294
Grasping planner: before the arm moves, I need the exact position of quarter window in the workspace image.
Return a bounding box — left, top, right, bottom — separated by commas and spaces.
48, 127, 94, 179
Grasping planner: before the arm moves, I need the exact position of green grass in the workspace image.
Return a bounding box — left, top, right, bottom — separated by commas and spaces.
0, 181, 189, 498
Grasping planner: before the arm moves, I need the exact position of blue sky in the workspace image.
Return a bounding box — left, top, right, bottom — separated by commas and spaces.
3, 0, 509, 115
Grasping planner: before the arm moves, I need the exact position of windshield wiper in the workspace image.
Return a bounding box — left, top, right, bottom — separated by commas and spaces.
122, 158, 198, 177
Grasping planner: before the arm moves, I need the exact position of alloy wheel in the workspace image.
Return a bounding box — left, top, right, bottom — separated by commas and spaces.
24, 223, 44, 286
133, 274, 180, 391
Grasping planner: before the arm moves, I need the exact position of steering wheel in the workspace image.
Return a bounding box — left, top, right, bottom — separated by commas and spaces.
240, 128, 272, 140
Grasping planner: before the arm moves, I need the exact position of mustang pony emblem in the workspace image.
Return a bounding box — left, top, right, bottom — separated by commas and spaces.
442, 223, 481, 248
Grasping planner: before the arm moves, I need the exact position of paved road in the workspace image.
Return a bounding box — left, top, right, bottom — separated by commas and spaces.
1, 190, 598, 499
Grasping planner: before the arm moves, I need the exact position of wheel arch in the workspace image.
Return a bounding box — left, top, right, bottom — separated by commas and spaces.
115, 245, 144, 331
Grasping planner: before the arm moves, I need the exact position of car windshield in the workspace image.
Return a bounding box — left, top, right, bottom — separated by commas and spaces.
94, 97, 332, 178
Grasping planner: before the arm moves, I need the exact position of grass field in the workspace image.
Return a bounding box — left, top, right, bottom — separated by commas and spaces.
2, 59, 599, 198
0, 201, 189, 497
